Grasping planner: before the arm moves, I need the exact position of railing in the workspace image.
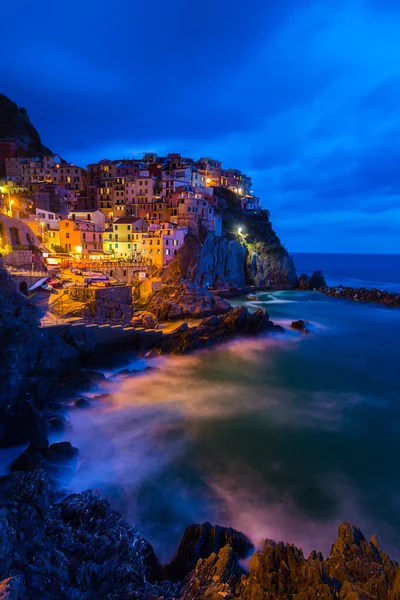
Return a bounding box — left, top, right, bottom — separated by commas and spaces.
9, 270, 47, 277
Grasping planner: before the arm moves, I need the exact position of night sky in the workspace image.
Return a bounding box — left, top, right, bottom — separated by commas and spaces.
2, 0, 400, 253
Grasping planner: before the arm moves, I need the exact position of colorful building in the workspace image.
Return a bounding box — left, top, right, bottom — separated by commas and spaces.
103, 217, 147, 258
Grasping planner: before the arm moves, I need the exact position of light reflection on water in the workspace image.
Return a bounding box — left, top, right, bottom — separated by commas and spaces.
50, 290, 400, 562
2, 290, 400, 564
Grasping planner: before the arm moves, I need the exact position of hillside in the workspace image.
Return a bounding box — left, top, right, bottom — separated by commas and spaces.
0, 93, 52, 165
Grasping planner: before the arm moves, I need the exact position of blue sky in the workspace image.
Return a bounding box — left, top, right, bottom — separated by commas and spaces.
2, 0, 400, 252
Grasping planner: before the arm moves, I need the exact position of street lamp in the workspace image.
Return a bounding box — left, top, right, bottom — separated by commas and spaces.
238, 227, 243, 234
9, 199, 14, 215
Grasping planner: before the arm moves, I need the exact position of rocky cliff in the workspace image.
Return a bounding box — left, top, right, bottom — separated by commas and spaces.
159, 202, 297, 291
0, 263, 80, 448
0, 94, 52, 155
1, 470, 399, 600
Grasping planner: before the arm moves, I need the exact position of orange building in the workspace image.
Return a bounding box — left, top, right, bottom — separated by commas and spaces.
59, 219, 82, 255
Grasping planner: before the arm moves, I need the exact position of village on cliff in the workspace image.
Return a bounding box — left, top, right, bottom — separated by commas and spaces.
0, 145, 266, 297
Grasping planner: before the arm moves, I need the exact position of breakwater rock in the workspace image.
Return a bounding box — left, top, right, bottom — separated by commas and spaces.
297, 270, 327, 290
158, 306, 280, 355
321, 285, 400, 307
1, 470, 400, 599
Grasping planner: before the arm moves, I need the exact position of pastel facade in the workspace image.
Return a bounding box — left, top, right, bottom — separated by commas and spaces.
103, 217, 147, 258
131, 225, 186, 267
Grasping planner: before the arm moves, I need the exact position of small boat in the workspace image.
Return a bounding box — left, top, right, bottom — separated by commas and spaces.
246, 295, 259, 301
41, 282, 54, 292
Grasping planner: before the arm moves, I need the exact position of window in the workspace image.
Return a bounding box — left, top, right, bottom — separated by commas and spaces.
166, 249, 170, 255
66, 232, 70, 239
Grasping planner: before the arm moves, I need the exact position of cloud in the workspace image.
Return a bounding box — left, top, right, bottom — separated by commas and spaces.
1, 0, 400, 251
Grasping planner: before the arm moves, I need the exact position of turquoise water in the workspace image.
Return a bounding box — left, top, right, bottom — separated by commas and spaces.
43, 285, 400, 562
1, 254, 399, 562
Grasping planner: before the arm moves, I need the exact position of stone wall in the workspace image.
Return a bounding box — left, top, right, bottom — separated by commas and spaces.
81, 264, 150, 283
3, 250, 35, 269
68, 285, 133, 323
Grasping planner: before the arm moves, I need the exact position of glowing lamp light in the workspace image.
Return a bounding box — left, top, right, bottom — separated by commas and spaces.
206, 178, 211, 184
238, 227, 243, 234
75, 246, 82, 254
238, 188, 243, 194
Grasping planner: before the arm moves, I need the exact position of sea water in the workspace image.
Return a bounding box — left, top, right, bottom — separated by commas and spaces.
2, 253, 400, 563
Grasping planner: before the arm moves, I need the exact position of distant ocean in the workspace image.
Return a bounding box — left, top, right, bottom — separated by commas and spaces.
292, 253, 400, 293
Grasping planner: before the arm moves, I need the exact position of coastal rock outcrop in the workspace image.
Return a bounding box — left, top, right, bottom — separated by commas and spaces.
0, 470, 159, 600
164, 522, 253, 581
158, 211, 297, 291
320, 285, 400, 307
130, 310, 159, 329
144, 282, 231, 320
160, 306, 281, 355
297, 270, 327, 290
291, 319, 310, 333
0, 264, 80, 448
189, 233, 248, 288
11, 441, 78, 472
0, 469, 399, 599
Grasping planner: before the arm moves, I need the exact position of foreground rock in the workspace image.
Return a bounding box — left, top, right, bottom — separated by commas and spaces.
0, 470, 159, 599
1, 470, 400, 599
321, 285, 400, 307
164, 522, 253, 581
130, 310, 159, 329
297, 270, 327, 290
0, 264, 80, 448
10, 441, 78, 472
144, 282, 231, 320
291, 319, 310, 333
159, 306, 281, 355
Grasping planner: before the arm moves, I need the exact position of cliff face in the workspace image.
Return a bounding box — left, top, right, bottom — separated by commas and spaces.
189, 234, 248, 288
0, 264, 79, 447
161, 208, 297, 290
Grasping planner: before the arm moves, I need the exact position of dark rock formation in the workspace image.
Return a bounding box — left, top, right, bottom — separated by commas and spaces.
0, 470, 159, 599
320, 285, 400, 307
164, 522, 253, 581
0, 264, 80, 448
158, 211, 297, 292
1, 471, 399, 600
130, 310, 159, 329
144, 282, 231, 320
160, 306, 281, 355
297, 270, 327, 290
291, 319, 310, 333
10, 441, 78, 472
75, 398, 91, 409
177, 521, 399, 600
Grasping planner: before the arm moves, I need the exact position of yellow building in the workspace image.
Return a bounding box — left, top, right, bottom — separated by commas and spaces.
132, 225, 186, 268
103, 217, 146, 258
